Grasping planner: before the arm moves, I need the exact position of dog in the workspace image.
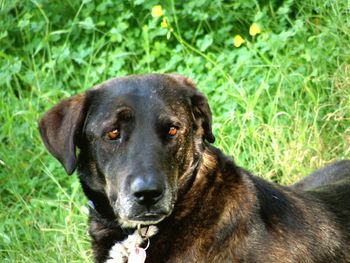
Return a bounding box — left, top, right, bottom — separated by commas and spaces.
39, 74, 350, 262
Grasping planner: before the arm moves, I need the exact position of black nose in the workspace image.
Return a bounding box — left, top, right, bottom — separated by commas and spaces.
130, 176, 164, 206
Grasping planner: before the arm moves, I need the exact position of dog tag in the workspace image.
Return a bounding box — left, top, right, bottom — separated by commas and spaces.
128, 247, 146, 263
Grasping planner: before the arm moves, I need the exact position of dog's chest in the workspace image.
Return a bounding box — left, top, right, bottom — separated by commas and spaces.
145, 230, 238, 263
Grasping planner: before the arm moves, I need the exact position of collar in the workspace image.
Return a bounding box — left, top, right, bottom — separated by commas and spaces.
87, 200, 95, 210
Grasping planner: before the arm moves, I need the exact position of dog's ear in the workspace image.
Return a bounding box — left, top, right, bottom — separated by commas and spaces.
190, 91, 215, 143
169, 74, 215, 144
38, 94, 87, 175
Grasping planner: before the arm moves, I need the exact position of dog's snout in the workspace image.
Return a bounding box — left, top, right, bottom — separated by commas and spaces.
130, 176, 164, 206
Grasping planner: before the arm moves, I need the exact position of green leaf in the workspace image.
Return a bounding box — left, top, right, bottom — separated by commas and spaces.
78, 17, 95, 31
196, 34, 213, 52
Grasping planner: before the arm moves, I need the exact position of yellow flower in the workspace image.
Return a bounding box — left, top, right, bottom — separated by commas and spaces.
249, 23, 261, 36
161, 18, 168, 28
152, 5, 164, 18
233, 35, 245, 47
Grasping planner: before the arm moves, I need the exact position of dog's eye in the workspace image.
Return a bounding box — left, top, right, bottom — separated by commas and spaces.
107, 129, 120, 140
168, 127, 178, 137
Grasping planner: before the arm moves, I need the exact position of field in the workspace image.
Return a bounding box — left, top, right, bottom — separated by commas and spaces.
1, 0, 349, 262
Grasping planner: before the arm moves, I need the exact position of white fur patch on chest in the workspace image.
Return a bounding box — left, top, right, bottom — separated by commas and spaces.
105, 226, 158, 263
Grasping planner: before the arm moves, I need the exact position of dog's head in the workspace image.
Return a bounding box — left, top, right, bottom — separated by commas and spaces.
39, 74, 215, 228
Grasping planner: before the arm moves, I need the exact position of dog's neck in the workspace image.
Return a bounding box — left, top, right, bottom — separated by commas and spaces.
142, 147, 257, 261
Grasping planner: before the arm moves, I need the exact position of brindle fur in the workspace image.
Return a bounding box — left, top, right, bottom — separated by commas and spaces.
39, 74, 350, 263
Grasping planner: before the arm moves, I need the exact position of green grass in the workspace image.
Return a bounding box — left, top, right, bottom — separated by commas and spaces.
1, 0, 350, 261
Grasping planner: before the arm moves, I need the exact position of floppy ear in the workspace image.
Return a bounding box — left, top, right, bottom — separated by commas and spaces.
190, 91, 215, 144
38, 94, 87, 175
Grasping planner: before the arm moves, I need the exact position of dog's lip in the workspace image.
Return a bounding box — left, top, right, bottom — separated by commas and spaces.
118, 214, 166, 228
131, 212, 168, 223
135, 212, 166, 220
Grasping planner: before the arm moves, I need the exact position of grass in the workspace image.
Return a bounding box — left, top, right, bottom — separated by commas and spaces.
1, 0, 350, 261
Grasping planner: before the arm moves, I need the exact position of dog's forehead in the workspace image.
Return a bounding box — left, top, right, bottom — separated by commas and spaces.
89, 75, 192, 111
85, 74, 193, 126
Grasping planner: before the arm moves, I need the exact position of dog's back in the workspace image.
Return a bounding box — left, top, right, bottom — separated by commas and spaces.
293, 160, 350, 190
243, 169, 350, 263
306, 172, 350, 236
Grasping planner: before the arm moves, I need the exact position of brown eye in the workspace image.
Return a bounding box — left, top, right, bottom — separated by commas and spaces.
107, 129, 120, 140
168, 127, 178, 136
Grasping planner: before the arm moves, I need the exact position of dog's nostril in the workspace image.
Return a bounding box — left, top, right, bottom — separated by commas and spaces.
131, 177, 164, 206
134, 190, 163, 205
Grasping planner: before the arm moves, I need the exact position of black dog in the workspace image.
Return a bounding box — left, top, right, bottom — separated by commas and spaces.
39, 74, 350, 262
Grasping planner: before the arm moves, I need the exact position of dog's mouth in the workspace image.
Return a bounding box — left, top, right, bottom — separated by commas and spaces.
134, 212, 168, 222
118, 213, 168, 228
114, 191, 176, 228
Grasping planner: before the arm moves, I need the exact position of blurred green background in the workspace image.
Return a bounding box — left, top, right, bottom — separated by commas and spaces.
1, 0, 349, 262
